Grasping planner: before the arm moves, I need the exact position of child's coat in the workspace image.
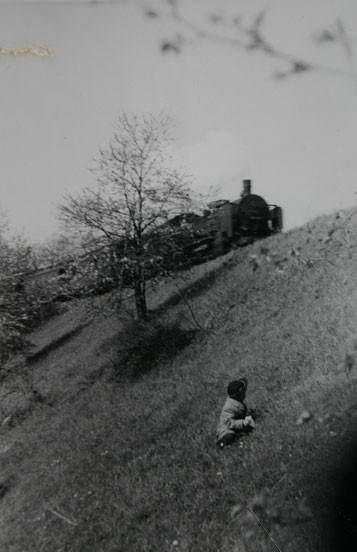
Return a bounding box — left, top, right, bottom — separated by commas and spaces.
216, 397, 247, 441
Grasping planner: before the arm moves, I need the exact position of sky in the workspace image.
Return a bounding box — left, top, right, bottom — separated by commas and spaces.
1, 0, 357, 243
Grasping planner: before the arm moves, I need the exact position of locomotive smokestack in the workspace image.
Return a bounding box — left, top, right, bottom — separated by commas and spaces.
242, 179, 251, 196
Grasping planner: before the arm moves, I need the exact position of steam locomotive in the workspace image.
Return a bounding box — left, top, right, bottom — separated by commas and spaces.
179, 179, 283, 262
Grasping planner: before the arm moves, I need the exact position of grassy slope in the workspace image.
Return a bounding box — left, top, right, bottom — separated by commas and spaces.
1, 208, 357, 551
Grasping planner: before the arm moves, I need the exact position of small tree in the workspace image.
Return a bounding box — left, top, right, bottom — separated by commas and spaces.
59, 113, 199, 319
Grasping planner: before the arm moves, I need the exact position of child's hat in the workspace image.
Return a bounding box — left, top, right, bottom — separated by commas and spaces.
227, 378, 248, 397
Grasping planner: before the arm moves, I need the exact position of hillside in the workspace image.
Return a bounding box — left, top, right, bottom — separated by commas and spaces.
1, 207, 357, 551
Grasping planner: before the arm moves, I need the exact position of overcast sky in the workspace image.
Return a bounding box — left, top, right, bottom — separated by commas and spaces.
1, 0, 357, 243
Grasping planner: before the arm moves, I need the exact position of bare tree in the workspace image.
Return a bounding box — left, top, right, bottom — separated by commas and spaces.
59, 113, 199, 320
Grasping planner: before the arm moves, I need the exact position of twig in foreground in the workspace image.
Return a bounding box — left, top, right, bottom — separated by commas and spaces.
248, 507, 282, 552
47, 506, 79, 526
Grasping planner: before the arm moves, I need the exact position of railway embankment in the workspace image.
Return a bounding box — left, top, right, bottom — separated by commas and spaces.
0, 207, 357, 551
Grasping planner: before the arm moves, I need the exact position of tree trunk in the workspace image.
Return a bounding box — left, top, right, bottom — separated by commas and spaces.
134, 279, 147, 320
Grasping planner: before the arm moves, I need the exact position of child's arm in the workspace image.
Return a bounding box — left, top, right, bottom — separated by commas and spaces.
227, 415, 256, 431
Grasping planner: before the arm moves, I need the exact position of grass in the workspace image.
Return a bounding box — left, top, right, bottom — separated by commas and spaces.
1, 207, 357, 551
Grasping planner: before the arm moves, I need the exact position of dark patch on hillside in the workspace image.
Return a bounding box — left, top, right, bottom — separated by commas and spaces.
25, 324, 88, 364
110, 320, 198, 380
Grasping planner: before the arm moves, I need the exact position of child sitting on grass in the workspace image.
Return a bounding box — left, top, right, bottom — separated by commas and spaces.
216, 377, 256, 448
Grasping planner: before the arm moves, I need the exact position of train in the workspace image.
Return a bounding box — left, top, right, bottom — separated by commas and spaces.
176, 179, 283, 262
22, 179, 283, 299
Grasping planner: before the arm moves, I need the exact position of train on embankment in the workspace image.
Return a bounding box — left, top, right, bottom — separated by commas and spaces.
180, 178, 282, 261
23, 179, 283, 299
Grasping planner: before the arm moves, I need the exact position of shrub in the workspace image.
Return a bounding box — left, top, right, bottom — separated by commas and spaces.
112, 317, 198, 380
